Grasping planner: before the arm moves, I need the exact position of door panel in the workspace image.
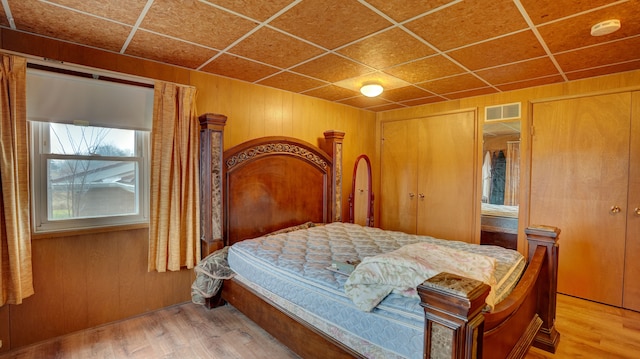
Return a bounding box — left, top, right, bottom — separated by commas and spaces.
623, 92, 640, 311
380, 119, 418, 233
417, 111, 476, 242
530, 93, 631, 306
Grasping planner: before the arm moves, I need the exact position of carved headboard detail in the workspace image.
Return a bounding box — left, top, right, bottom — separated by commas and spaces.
225, 142, 330, 171
198, 113, 344, 257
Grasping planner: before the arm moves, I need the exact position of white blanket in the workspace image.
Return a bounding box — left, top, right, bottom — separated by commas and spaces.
344, 242, 497, 311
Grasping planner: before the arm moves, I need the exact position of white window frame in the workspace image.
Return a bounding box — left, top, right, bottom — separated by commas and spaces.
30, 122, 150, 233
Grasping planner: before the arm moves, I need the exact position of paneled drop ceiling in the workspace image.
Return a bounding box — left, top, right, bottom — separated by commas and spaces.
2, 0, 639, 111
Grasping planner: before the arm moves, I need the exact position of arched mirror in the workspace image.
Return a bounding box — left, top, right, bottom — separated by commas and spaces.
349, 155, 374, 227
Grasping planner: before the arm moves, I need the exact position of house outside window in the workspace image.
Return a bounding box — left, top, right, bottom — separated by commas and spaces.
31, 122, 149, 232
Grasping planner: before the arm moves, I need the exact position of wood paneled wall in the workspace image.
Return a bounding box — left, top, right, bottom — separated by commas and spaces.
191, 71, 377, 223
483, 134, 520, 154
3, 25, 640, 352
377, 69, 640, 253
0, 29, 376, 352
6, 229, 193, 349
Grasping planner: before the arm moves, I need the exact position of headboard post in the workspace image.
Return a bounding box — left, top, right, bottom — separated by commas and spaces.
322, 130, 345, 222
199, 113, 227, 258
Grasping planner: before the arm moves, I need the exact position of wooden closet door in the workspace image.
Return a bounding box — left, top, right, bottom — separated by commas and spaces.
530, 93, 631, 306
416, 111, 476, 242
623, 92, 640, 311
380, 119, 418, 233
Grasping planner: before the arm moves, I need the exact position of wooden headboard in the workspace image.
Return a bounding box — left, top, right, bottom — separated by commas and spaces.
224, 136, 335, 245
199, 113, 345, 256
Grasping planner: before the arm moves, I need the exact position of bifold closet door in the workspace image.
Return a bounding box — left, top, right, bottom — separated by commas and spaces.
530, 92, 631, 306
381, 111, 476, 242
380, 119, 418, 233
623, 92, 640, 311
415, 111, 476, 242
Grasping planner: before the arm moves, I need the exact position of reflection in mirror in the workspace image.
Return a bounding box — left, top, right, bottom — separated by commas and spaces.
480, 120, 520, 249
349, 155, 374, 227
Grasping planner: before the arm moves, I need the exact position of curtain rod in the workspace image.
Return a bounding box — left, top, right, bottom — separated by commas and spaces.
3, 50, 195, 90
27, 62, 154, 89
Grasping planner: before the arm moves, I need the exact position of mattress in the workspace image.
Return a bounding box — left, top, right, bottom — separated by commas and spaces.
481, 203, 519, 218
227, 222, 525, 359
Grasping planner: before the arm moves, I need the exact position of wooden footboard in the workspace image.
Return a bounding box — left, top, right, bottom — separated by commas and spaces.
417, 225, 560, 359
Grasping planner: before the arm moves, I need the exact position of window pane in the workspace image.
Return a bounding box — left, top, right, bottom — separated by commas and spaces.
48, 159, 138, 220
49, 123, 135, 156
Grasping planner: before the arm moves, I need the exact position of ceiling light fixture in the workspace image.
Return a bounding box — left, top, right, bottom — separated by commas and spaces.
360, 82, 383, 97
590, 19, 621, 36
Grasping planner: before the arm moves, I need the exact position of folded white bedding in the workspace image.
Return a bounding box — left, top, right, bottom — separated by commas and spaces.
345, 242, 497, 311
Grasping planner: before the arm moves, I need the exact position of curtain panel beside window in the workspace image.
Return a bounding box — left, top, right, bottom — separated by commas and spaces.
0, 54, 34, 305
148, 82, 200, 272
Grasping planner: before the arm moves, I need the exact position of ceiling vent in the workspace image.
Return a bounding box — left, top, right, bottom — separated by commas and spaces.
485, 102, 521, 121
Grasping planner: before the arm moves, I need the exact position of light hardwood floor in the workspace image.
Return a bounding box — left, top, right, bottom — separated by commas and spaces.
0, 302, 299, 359
0, 294, 638, 358
526, 294, 640, 358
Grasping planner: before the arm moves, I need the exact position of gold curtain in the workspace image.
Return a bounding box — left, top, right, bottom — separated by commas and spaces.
504, 141, 520, 206
148, 82, 200, 272
0, 55, 34, 304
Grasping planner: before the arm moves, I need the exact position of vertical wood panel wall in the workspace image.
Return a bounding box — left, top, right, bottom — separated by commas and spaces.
190, 71, 378, 223
0, 29, 376, 351
377, 70, 640, 253
9, 229, 194, 349
2, 26, 640, 352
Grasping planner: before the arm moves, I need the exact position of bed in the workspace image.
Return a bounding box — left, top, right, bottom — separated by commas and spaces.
481, 203, 520, 250
197, 113, 560, 359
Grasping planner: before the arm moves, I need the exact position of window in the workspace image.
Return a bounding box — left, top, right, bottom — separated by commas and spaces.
31, 122, 149, 232
26, 64, 154, 232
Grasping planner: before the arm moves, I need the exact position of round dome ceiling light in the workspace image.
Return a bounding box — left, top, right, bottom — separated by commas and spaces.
590, 19, 621, 36
360, 82, 383, 97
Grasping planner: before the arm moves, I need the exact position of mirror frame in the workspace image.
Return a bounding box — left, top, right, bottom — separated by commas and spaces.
348, 154, 374, 227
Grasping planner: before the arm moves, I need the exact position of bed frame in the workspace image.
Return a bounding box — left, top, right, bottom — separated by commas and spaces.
481, 214, 518, 250
198, 113, 560, 359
